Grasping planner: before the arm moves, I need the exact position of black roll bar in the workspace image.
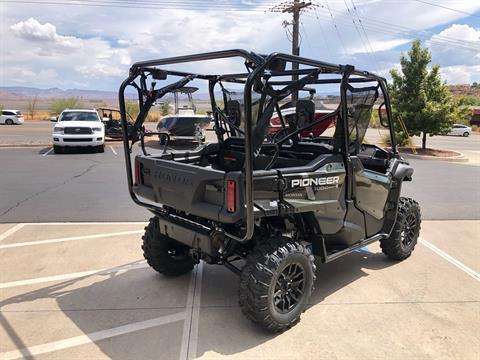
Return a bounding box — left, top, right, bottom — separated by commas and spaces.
118, 49, 397, 243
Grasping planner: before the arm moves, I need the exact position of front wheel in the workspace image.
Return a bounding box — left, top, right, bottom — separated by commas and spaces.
53, 145, 63, 154
239, 237, 316, 332
380, 197, 421, 260
96, 145, 105, 153
463, 132, 469, 137
142, 217, 195, 276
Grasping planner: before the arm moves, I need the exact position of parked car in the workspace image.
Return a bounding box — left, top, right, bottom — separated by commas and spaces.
1, 109, 24, 125
51, 108, 105, 153
448, 124, 471, 137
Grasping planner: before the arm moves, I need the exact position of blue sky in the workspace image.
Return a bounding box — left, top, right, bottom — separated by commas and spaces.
0, 0, 479, 91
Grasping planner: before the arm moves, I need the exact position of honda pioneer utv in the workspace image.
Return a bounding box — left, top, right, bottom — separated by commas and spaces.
118, 50, 421, 332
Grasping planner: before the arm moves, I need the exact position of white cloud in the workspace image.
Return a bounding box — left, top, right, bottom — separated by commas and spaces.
440, 65, 480, 85
10, 17, 81, 49
349, 38, 411, 55
1, 1, 480, 89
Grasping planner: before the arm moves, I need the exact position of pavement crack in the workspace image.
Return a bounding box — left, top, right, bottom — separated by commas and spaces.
0, 164, 97, 218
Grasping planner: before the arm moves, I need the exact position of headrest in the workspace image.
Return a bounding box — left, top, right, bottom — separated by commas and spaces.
226, 100, 242, 127
296, 100, 315, 128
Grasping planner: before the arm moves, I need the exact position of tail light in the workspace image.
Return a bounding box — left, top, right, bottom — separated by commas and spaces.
227, 180, 236, 213
16, 114, 23, 118
134, 159, 141, 186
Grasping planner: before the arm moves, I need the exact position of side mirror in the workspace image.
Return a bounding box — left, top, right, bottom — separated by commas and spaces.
50, 116, 57, 122
378, 103, 389, 127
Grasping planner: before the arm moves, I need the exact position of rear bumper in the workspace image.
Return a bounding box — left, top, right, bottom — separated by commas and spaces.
157, 213, 213, 254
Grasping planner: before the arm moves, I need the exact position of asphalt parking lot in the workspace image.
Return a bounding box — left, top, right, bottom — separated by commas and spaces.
0, 122, 479, 359
0, 221, 478, 359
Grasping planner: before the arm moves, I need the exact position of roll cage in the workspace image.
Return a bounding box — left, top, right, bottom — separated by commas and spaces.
118, 49, 397, 242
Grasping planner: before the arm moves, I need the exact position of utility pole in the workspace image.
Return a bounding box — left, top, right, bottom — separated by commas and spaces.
268, 1, 312, 102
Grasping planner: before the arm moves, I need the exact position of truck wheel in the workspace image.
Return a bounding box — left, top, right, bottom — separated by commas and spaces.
239, 237, 316, 332
380, 197, 421, 260
53, 145, 63, 154
97, 145, 105, 153
142, 217, 195, 276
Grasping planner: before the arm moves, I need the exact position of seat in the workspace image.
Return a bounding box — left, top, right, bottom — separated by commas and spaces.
295, 100, 315, 128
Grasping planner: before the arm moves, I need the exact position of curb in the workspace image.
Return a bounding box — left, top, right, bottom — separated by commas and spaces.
0, 144, 50, 148
399, 150, 469, 163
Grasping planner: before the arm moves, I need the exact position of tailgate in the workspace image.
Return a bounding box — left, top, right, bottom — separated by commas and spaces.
134, 156, 226, 221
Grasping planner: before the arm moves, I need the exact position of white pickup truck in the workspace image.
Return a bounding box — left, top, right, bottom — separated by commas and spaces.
51, 109, 105, 154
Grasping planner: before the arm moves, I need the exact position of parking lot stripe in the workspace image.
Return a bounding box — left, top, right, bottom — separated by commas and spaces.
0, 224, 25, 243
42, 148, 53, 156
187, 261, 204, 360
109, 145, 117, 155
0, 312, 185, 360
0, 230, 143, 249
179, 261, 204, 360
0, 263, 148, 289
419, 237, 480, 282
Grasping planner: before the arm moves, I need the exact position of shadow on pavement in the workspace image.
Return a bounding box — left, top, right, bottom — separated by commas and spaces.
1, 250, 397, 359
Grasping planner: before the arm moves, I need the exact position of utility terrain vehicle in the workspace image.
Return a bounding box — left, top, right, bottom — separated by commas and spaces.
118, 50, 421, 332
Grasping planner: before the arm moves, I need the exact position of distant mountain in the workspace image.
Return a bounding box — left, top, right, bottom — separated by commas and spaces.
0, 85, 339, 102
0, 86, 123, 100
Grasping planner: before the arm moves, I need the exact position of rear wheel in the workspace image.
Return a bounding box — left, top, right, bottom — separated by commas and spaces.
239, 237, 316, 332
5, 119, 13, 125
380, 197, 421, 260
142, 217, 195, 276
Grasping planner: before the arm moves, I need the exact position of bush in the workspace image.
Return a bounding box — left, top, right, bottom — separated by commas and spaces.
125, 101, 159, 122
472, 125, 479, 132
49, 97, 84, 115
381, 131, 413, 147
369, 112, 381, 128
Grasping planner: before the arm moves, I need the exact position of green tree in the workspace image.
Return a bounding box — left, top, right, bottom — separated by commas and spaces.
49, 97, 84, 115
390, 40, 457, 149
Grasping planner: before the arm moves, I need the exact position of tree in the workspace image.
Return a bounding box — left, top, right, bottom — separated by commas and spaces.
390, 40, 457, 149
125, 101, 140, 119
49, 97, 83, 115
26, 94, 39, 120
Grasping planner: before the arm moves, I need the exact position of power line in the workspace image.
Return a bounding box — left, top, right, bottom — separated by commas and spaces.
309, 1, 480, 51
308, 11, 480, 52
323, 0, 347, 54
312, 7, 333, 58
412, 0, 480, 19
0, 0, 277, 11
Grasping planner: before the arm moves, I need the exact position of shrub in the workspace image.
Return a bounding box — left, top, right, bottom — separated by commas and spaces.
381, 131, 413, 147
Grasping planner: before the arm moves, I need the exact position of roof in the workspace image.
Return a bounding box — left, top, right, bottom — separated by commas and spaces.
2, 109, 21, 112
62, 108, 97, 112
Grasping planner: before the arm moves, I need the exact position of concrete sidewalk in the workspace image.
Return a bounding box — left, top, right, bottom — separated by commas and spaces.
0, 221, 479, 359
